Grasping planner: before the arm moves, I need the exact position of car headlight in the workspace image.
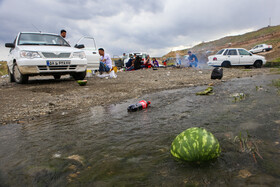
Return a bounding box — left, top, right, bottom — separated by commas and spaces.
72, 51, 86, 59
20, 51, 42, 59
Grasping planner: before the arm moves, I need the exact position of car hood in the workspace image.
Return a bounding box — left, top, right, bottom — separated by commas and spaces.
253, 54, 265, 59
16, 45, 82, 53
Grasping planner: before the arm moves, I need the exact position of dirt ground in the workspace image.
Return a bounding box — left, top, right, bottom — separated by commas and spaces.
0, 67, 275, 124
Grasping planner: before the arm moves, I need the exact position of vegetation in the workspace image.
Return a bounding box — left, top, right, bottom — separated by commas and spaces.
164, 25, 280, 63
234, 131, 263, 163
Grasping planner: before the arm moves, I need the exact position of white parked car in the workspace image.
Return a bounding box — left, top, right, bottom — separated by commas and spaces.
249, 44, 272, 54
5, 32, 88, 83
207, 48, 266, 68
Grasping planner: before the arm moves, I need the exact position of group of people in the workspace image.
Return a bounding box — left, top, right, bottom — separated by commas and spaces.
59, 29, 199, 75
125, 54, 159, 71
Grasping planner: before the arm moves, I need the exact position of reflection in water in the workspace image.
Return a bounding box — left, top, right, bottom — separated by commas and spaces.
0, 74, 280, 186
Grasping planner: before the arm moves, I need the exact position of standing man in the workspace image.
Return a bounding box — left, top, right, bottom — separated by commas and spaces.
60, 29, 67, 38
98, 48, 112, 74
188, 51, 198, 68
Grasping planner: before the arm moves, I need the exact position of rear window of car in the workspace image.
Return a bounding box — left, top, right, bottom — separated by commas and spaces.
227, 49, 237, 55
216, 49, 224, 55
238, 49, 251, 55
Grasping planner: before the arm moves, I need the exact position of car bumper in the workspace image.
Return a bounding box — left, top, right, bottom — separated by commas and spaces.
16, 58, 87, 75
207, 61, 221, 67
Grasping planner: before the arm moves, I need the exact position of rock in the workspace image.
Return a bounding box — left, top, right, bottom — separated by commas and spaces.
67, 155, 84, 165
238, 169, 252, 178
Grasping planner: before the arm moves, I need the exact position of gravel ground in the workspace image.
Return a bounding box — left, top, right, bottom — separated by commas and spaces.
0, 67, 273, 124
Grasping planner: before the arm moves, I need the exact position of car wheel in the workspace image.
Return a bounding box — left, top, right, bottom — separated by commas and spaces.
253, 60, 262, 68
13, 63, 28, 84
53, 75, 61, 80
8, 66, 15, 82
221, 61, 231, 68
72, 71, 86, 80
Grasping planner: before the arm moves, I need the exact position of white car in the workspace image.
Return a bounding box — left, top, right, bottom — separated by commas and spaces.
249, 44, 273, 54
207, 48, 266, 68
5, 32, 88, 83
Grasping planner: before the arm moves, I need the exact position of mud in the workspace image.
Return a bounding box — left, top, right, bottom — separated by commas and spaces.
0, 67, 274, 124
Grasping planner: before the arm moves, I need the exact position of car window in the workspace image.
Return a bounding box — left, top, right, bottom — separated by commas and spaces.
260, 45, 263, 47
18, 33, 70, 46
227, 49, 237, 55
238, 49, 251, 55
223, 49, 229, 55
216, 49, 224, 55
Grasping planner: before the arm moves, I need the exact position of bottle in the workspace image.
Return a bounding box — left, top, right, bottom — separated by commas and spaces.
127, 100, 151, 112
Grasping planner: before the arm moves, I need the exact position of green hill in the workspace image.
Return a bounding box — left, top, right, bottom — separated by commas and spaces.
164, 25, 280, 63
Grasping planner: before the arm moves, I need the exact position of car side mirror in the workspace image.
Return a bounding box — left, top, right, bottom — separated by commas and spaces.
5, 43, 15, 48
74, 44, 85, 49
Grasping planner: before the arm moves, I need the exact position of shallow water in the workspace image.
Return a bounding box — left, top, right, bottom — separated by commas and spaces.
0, 74, 280, 186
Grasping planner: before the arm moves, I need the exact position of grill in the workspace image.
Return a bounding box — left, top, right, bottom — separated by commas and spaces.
38, 65, 77, 71
42, 52, 71, 58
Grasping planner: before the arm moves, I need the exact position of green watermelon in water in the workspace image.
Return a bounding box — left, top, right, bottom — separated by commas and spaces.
77, 80, 87, 86
171, 127, 221, 162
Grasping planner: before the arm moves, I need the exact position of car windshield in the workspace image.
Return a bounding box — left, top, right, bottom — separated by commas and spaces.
18, 33, 70, 46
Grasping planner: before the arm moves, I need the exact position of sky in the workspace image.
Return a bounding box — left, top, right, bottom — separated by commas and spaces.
0, 0, 279, 60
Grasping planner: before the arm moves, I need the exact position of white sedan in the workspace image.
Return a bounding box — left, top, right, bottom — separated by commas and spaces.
207, 48, 266, 68
249, 44, 273, 54
5, 32, 88, 83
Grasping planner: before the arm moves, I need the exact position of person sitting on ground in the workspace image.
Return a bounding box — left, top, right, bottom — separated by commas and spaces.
126, 57, 133, 68
126, 56, 142, 71
126, 58, 135, 71
152, 57, 159, 67
134, 56, 141, 70
98, 48, 112, 74
143, 55, 152, 68
188, 51, 198, 68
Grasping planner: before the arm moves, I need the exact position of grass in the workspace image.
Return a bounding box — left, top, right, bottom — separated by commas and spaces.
264, 58, 280, 67
0, 61, 8, 76
272, 79, 280, 88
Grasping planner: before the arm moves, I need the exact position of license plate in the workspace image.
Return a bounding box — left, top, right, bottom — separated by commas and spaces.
46, 60, 71, 66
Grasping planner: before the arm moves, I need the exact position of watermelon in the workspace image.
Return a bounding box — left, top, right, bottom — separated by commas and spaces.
77, 80, 87, 86
171, 127, 221, 162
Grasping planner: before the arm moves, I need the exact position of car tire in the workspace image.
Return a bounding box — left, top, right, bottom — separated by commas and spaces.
53, 75, 61, 80
221, 61, 231, 68
13, 63, 28, 84
72, 71, 86, 80
8, 66, 15, 82
253, 60, 262, 68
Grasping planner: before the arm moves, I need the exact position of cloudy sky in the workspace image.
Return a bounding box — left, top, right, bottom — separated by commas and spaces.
0, 0, 279, 60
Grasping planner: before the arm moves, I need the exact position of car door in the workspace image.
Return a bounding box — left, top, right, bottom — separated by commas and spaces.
226, 49, 240, 65
75, 37, 100, 70
238, 49, 254, 65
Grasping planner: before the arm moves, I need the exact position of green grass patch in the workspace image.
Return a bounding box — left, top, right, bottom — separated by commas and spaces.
0, 61, 8, 76
272, 79, 280, 88
264, 60, 280, 68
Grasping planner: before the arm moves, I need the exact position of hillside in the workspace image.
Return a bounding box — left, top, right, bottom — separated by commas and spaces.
164, 25, 280, 63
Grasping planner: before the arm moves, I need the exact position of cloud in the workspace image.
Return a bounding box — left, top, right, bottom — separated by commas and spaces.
0, 0, 280, 60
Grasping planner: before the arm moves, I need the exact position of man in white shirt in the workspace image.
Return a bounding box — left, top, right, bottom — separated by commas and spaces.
98, 48, 112, 74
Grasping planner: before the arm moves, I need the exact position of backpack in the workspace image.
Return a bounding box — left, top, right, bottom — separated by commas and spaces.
211, 67, 223, 79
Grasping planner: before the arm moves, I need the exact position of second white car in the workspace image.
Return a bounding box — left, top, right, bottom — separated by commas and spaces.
207, 48, 266, 68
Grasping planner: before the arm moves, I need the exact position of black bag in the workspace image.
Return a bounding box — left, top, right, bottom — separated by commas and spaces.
211, 67, 223, 79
